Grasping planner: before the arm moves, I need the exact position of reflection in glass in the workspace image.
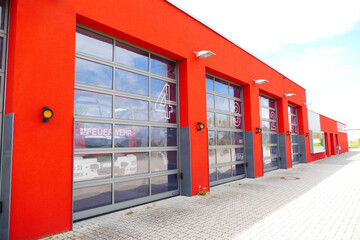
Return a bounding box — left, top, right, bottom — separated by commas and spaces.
208, 131, 215, 145
232, 148, 244, 162
150, 78, 176, 101
291, 125, 298, 134
0, 37, 3, 67
151, 174, 178, 195
209, 168, 216, 181
260, 96, 269, 107
311, 132, 325, 153
116, 41, 149, 71
114, 152, 149, 176
0, 1, 5, 30
115, 69, 148, 96
73, 184, 112, 212
206, 93, 214, 109
150, 102, 176, 123
115, 97, 148, 121
215, 96, 229, 111
233, 164, 245, 176
263, 158, 279, 169
292, 155, 300, 162
75, 58, 113, 89
262, 121, 270, 131
114, 125, 149, 147
291, 135, 299, 143
151, 151, 177, 172
269, 109, 276, 120
261, 108, 269, 119
215, 113, 229, 128
76, 27, 113, 60
209, 149, 216, 165
270, 122, 277, 132
216, 148, 231, 163
232, 132, 244, 145
207, 112, 215, 128
74, 122, 112, 148
151, 127, 177, 147
269, 98, 276, 108
206, 75, 214, 90
74, 154, 112, 182
115, 179, 149, 203
150, 54, 176, 79
217, 131, 231, 145
74, 90, 112, 118
229, 84, 241, 98
292, 145, 299, 154
263, 146, 278, 158
218, 166, 232, 180
214, 78, 228, 95
261, 133, 278, 144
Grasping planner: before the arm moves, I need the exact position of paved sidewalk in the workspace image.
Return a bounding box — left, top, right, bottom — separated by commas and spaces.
44, 150, 360, 240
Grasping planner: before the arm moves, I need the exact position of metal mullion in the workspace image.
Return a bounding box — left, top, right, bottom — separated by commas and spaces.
262, 143, 278, 147
206, 90, 242, 102
75, 52, 114, 68
208, 144, 244, 149
208, 127, 244, 132
211, 161, 234, 168
263, 155, 279, 160
212, 109, 242, 117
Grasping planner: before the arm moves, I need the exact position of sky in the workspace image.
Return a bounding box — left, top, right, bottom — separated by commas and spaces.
170, 0, 360, 141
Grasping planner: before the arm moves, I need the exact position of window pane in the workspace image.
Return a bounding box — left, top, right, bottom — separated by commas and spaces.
214, 78, 228, 95
232, 132, 244, 145
115, 69, 149, 96
74, 90, 112, 118
291, 135, 299, 143
261, 108, 269, 119
207, 112, 215, 128
215, 113, 229, 128
73, 184, 111, 212
269, 99, 276, 108
114, 152, 149, 176
74, 154, 112, 182
215, 96, 229, 111
209, 168, 216, 181
74, 122, 112, 148
262, 121, 270, 131
291, 115, 297, 124
263, 146, 278, 158
0, 0, 5, 30
292, 125, 298, 134
151, 174, 178, 195
230, 100, 242, 114
150, 78, 176, 101
230, 116, 243, 129
116, 41, 149, 71
76, 27, 113, 60
264, 158, 279, 169
114, 125, 149, 147
233, 164, 245, 176
208, 131, 215, 145
292, 145, 299, 154
217, 131, 231, 145
150, 102, 176, 123
229, 84, 241, 98
75, 58, 112, 89
292, 154, 300, 162
206, 93, 214, 109
216, 148, 231, 163
151, 151, 177, 172
150, 54, 176, 79
232, 148, 244, 162
206, 75, 214, 90
151, 127, 177, 147
209, 149, 216, 165
262, 133, 278, 144
0, 37, 3, 68
114, 179, 149, 203
115, 97, 148, 121
218, 166, 232, 180
260, 96, 269, 107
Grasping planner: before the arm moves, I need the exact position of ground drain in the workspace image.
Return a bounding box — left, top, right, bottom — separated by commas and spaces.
281, 176, 300, 180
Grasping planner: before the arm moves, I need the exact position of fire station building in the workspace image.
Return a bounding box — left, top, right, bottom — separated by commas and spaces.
0, 0, 348, 239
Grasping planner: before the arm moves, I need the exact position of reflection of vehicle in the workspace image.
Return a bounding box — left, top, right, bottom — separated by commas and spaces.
115, 154, 137, 175
74, 157, 101, 181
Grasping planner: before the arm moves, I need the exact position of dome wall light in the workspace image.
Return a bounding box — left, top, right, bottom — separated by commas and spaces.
197, 122, 206, 131
42, 106, 53, 123
303, 102, 312, 106
193, 50, 216, 59
253, 79, 268, 85
284, 93, 296, 97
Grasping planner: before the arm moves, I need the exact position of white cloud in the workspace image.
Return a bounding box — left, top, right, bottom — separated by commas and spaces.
170, 0, 360, 53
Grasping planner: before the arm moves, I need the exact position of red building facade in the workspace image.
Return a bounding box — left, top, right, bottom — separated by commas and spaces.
0, 1, 348, 239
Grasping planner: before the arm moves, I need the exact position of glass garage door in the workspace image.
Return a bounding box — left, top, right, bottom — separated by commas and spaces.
206, 74, 246, 186
260, 95, 280, 172
289, 105, 300, 164
73, 26, 179, 220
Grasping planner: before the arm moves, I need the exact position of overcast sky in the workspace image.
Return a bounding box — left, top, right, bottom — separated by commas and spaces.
170, 0, 360, 141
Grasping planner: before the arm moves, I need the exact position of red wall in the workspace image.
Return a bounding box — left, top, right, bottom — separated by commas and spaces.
5, 0, 310, 239
308, 115, 348, 162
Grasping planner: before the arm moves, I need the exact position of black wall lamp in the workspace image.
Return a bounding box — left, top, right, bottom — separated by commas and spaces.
287, 131, 292, 136
42, 106, 53, 123
306, 133, 309, 137
197, 122, 205, 131
255, 128, 262, 134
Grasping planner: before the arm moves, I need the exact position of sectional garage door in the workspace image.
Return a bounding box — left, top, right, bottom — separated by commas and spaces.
206, 74, 246, 186
73, 26, 179, 220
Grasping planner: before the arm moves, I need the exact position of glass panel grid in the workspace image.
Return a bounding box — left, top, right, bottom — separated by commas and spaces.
206, 74, 245, 184
74, 26, 179, 216
289, 105, 300, 162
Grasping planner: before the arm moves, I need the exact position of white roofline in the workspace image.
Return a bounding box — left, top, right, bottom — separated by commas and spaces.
166, 0, 305, 90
